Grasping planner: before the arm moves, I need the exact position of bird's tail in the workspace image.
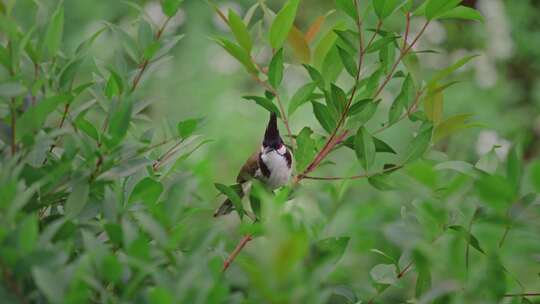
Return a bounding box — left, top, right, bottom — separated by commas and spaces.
213, 183, 247, 217
213, 198, 235, 217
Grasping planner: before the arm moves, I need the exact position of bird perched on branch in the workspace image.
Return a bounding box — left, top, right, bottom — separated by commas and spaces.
214, 112, 292, 217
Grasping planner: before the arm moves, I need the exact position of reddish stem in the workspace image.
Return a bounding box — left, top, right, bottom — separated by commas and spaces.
222, 234, 253, 272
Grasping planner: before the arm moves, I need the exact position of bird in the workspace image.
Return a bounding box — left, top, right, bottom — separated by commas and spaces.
214, 112, 293, 217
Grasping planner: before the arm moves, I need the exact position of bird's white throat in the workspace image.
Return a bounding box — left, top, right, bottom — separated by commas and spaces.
259, 149, 292, 189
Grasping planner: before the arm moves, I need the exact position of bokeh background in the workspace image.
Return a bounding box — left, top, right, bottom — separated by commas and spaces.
8, 0, 540, 302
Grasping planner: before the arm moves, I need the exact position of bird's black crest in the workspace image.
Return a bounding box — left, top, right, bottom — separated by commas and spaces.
263, 112, 282, 149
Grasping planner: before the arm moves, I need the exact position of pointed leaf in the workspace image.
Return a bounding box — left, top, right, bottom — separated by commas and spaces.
268, 48, 284, 88
243, 96, 281, 117
269, 0, 300, 49
354, 127, 376, 170
288, 83, 317, 116
228, 9, 252, 53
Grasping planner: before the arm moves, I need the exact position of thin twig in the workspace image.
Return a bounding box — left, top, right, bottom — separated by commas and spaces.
131, 16, 172, 92
402, 12, 411, 51
10, 98, 16, 156
222, 234, 253, 272
152, 139, 184, 171
304, 164, 402, 181
374, 21, 430, 99
295, 0, 367, 183
373, 88, 425, 134
503, 293, 540, 297
43, 103, 71, 164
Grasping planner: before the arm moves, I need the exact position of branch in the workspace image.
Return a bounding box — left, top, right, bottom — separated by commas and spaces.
295, 0, 368, 183
222, 234, 253, 272
43, 103, 71, 164
131, 16, 172, 92
303, 164, 402, 181
373, 20, 429, 99
10, 98, 16, 156
152, 139, 184, 171
503, 293, 540, 298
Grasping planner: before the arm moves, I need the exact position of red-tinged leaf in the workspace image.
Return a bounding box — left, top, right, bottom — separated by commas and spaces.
287, 26, 311, 63
305, 15, 326, 43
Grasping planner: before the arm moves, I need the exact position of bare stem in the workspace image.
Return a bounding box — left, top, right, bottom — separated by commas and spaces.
222, 234, 253, 272
304, 164, 402, 181
374, 21, 430, 99
503, 293, 540, 297
10, 98, 16, 156
131, 16, 171, 93
152, 139, 184, 171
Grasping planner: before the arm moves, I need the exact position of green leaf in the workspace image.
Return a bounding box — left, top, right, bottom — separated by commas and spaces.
107, 98, 133, 147
215, 183, 243, 219
105, 68, 124, 98
102, 254, 122, 284
269, 0, 300, 49
143, 41, 161, 60
59, 58, 84, 91
18, 214, 38, 255
370, 264, 397, 285
506, 146, 522, 190
425, 0, 461, 20
288, 83, 317, 116
329, 83, 347, 115
322, 45, 344, 84
312, 101, 336, 133
32, 267, 65, 303
43, 6, 64, 58
530, 160, 540, 193
476, 174, 516, 211
438, 5, 484, 22
303, 64, 325, 90
337, 46, 357, 77
0, 81, 26, 98
76, 116, 99, 142
368, 173, 396, 191
16, 95, 70, 140
130, 177, 163, 204
374, 0, 406, 20
161, 0, 183, 17
65, 179, 90, 218
427, 55, 477, 88
404, 124, 433, 163
312, 236, 350, 264
214, 37, 257, 73
415, 268, 432, 298
177, 118, 199, 138
433, 114, 476, 142
149, 287, 174, 304
243, 95, 281, 117
354, 127, 376, 170
295, 127, 317, 172
335, 0, 358, 20
476, 147, 499, 174
268, 49, 284, 88
228, 9, 252, 53
423, 87, 443, 124
448, 225, 486, 254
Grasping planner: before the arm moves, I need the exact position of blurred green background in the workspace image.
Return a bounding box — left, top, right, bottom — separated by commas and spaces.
7, 0, 540, 302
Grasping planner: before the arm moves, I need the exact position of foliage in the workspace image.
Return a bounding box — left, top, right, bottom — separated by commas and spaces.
0, 0, 539, 303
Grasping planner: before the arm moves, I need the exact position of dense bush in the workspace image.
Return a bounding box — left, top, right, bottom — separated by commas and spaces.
0, 0, 539, 303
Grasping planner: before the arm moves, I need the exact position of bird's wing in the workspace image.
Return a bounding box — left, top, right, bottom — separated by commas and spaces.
236, 151, 260, 183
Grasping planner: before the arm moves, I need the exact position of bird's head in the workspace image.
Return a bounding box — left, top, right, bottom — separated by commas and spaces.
262, 112, 286, 155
